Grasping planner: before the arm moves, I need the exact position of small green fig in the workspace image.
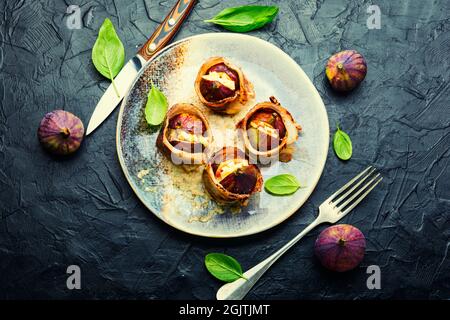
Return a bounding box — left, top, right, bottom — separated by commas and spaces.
326, 50, 367, 92
38, 110, 84, 156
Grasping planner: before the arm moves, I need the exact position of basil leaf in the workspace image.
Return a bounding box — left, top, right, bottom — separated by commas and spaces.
92, 18, 125, 97
205, 5, 279, 33
333, 126, 352, 160
205, 253, 246, 283
145, 83, 168, 126
264, 174, 301, 195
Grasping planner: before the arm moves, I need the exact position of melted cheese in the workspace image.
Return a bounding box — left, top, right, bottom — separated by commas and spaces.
168, 129, 209, 146
201, 71, 236, 90
215, 158, 249, 181
250, 120, 279, 139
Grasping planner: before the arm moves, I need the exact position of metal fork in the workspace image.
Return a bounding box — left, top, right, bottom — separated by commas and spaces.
216, 166, 382, 300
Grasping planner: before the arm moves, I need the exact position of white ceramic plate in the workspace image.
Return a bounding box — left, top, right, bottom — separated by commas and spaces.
116, 33, 329, 238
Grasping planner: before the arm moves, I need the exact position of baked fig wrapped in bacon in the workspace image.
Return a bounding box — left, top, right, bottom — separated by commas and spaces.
203, 147, 263, 206
237, 96, 302, 163
156, 103, 212, 165
195, 57, 254, 114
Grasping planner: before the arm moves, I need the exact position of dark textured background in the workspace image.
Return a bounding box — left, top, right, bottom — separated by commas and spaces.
0, 0, 449, 300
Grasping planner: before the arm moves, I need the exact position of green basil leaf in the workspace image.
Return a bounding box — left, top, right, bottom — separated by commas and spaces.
92, 18, 125, 97
205, 253, 246, 283
264, 174, 301, 195
333, 126, 352, 160
205, 5, 279, 33
145, 84, 168, 126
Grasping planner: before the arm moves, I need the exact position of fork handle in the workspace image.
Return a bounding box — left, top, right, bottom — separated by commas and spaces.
216, 217, 324, 300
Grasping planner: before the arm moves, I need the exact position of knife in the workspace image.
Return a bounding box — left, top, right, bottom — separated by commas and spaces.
86, 0, 196, 136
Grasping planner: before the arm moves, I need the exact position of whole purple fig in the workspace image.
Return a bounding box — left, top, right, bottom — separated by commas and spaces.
38, 110, 84, 155
314, 224, 366, 272
326, 50, 367, 92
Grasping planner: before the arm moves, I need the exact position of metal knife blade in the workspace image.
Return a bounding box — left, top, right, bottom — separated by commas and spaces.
86, 55, 144, 135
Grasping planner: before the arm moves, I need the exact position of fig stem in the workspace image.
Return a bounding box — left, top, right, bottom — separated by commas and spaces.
60, 127, 71, 138
338, 238, 346, 246
337, 63, 344, 71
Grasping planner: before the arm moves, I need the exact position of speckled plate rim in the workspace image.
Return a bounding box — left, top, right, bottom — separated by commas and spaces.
116, 33, 329, 238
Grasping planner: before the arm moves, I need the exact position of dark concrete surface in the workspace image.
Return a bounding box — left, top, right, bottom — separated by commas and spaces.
0, 0, 449, 299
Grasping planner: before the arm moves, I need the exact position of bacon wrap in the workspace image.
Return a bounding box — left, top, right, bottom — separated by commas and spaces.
195, 57, 254, 114
156, 103, 212, 165
236, 96, 302, 163
202, 147, 263, 206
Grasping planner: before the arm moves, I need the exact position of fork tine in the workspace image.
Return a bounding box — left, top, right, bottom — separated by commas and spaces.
325, 166, 372, 203
337, 173, 380, 211
341, 177, 383, 215
333, 167, 377, 206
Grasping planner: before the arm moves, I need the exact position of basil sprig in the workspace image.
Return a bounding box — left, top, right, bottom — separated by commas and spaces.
145, 83, 168, 126
264, 174, 301, 196
205, 253, 247, 282
205, 5, 279, 33
333, 126, 352, 160
92, 18, 125, 97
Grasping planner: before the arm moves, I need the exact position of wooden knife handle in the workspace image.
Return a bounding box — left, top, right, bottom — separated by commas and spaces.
138, 0, 196, 61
